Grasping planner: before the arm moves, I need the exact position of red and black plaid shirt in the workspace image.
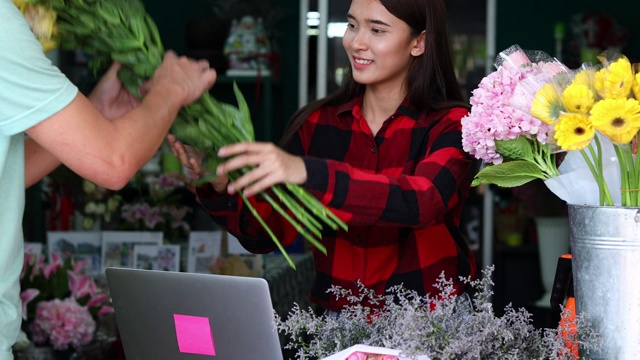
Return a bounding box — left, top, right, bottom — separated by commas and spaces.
196, 95, 476, 311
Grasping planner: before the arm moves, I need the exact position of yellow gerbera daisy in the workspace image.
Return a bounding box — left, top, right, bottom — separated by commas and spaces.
594, 56, 633, 100
572, 68, 595, 87
561, 83, 595, 114
554, 113, 594, 151
590, 98, 640, 144
633, 70, 640, 101
530, 83, 563, 124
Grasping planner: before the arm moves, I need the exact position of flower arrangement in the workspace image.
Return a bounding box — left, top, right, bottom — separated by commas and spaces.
17, 250, 113, 351
276, 267, 601, 360
119, 172, 192, 242
462, 44, 640, 207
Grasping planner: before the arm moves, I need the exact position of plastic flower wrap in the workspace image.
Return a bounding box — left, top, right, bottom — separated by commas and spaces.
461, 45, 570, 187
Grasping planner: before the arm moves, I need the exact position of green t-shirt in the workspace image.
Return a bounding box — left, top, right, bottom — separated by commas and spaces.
0, 1, 78, 357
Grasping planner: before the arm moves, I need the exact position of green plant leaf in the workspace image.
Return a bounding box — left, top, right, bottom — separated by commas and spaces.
472, 161, 545, 187
495, 137, 534, 161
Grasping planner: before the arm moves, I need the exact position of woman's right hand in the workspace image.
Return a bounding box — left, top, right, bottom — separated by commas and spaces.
166, 134, 229, 193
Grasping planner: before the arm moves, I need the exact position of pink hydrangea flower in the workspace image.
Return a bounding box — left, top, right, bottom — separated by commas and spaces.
30, 298, 96, 350
461, 60, 552, 164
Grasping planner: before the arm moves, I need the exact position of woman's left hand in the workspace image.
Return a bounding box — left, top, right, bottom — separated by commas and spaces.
217, 142, 307, 197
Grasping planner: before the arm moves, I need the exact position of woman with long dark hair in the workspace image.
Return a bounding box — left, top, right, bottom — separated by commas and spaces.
169, 0, 476, 312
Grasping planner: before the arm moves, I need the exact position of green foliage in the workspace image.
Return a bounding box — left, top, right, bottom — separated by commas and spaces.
495, 137, 534, 162
471, 136, 560, 188
472, 161, 546, 188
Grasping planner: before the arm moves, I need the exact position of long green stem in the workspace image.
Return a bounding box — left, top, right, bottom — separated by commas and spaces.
532, 141, 560, 179
260, 192, 327, 255
614, 145, 630, 206
623, 143, 639, 207
237, 193, 296, 269
286, 184, 348, 232
582, 141, 613, 206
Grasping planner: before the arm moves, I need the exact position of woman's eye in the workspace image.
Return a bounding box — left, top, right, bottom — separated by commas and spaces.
346, 23, 356, 30
371, 28, 384, 34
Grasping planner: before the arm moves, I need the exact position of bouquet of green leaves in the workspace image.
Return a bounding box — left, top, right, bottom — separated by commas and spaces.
19, 0, 347, 268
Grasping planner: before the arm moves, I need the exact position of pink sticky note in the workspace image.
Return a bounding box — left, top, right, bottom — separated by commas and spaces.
173, 314, 216, 355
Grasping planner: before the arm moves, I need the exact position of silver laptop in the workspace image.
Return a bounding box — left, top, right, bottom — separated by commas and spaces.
106, 267, 284, 360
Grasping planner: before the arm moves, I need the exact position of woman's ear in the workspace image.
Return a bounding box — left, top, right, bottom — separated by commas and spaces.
411, 30, 426, 57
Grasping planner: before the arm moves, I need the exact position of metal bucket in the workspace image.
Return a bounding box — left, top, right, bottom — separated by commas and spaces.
568, 204, 640, 359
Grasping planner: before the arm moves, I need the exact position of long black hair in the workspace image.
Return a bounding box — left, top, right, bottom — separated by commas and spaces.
279, 0, 467, 147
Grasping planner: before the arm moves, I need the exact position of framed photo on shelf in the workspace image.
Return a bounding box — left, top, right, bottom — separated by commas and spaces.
100, 231, 163, 273
47, 231, 102, 276
132, 244, 181, 272
187, 231, 222, 273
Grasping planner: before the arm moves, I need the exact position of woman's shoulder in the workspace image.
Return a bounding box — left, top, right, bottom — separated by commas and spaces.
440, 106, 470, 120
309, 97, 359, 122
421, 106, 470, 123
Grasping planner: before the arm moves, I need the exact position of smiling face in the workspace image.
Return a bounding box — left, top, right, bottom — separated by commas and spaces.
342, 0, 424, 92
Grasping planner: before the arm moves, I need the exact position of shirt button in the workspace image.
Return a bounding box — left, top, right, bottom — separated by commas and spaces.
371, 147, 376, 153
355, 236, 362, 243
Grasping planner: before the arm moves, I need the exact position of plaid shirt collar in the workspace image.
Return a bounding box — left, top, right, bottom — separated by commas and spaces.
336, 95, 421, 123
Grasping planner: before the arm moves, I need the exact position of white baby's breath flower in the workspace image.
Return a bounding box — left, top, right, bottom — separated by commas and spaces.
275, 266, 602, 360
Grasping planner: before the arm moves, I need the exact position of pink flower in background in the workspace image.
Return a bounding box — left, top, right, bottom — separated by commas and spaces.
72, 259, 90, 274
30, 298, 96, 350
167, 205, 191, 231
20, 289, 40, 320
68, 271, 97, 299
20, 250, 113, 348
150, 173, 184, 196
43, 252, 63, 280
121, 202, 165, 229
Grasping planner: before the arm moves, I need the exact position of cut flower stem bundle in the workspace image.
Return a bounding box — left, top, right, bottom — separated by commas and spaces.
38, 0, 347, 268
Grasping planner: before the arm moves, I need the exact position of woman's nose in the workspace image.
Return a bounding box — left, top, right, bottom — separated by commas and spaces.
350, 31, 367, 51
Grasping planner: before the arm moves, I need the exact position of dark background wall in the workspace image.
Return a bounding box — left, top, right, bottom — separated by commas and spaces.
142, 0, 301, 142
495, 0, 640, 66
